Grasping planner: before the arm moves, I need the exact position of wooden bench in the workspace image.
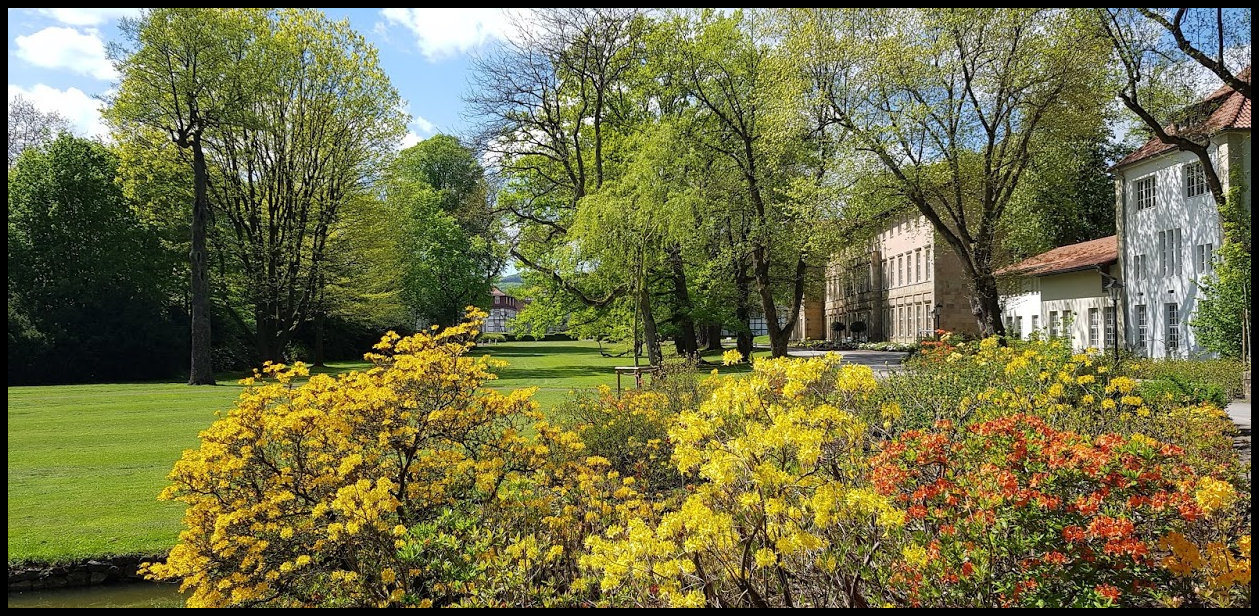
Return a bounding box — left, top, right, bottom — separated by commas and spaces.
614, 365, 658, 395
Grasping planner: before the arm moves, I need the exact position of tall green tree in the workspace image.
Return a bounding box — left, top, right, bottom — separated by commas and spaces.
791, 7, 1113, 337
469, 8, 646, 331
1001, 128, 1123, 260
393, 135, 502, 328
109, 8, 262, 384
7, 135, 179, 383
659, 9, 836, 357
203, 9, 404, 362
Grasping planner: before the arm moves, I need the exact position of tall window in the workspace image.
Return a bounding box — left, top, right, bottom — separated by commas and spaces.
1031, 314, 1039, 334
1159, 229, 1182, 275
1062, 310, 1072, 335
1134, 175, 1157, 210
1104, 307, 1116, 349
1184, 161, 1207, 197
1016, 316, 1024, 339
1194, 243, 1214, 274
1088, 308, 1100, 349
1171, 229, 1182, 274
915, 249, 922, 283
897, 255, 904, 286
1132, 254, 1146, 280
1135, 304, 1148, 349
1165, 303, 1180, 352
1158, 232, 1167, 275
1049, 311, 1059, 338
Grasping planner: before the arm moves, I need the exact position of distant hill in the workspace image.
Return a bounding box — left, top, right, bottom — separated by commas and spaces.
497, 273, 523, 290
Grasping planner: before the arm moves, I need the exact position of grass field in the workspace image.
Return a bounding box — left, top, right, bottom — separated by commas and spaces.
7, 340, 755, 563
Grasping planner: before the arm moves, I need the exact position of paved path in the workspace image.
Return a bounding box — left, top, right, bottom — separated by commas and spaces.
784, 349, 908, 376
1227, 399, 1251, 469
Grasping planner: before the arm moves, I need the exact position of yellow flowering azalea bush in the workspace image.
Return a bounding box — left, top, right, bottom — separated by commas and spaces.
582, 354, 905, 607
145, 308, 635, 607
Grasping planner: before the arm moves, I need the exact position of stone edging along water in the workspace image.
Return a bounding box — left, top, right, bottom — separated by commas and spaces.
8, 553, 165, 592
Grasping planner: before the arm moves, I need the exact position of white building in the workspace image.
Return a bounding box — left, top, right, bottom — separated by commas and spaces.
485, 287, 527, 333
998, 236, 1120, 352
1113, 70, 1251, 358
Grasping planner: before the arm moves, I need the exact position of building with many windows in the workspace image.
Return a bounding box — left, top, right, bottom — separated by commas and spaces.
485, 287, 527, 333
1113, 68, 1250, 358
997, 236, 1121, 352
810, 213, 976, 343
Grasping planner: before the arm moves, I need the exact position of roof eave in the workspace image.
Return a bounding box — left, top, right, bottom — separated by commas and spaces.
1032, 259, 1118, 278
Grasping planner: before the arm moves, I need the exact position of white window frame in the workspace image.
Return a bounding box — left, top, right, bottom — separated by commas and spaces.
1184, 161, 1208, 198
1135, 304, 1148, 349
1134, 175, 1157, 210
1165, 303, 1180, 352
1103, 307, 1116, 349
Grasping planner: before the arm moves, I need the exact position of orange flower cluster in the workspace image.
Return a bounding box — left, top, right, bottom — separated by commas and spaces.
870, 414, 1226, 607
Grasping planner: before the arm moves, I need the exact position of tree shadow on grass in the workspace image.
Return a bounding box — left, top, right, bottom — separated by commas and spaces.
476, 344, 608, 359
493, 365, 616, 382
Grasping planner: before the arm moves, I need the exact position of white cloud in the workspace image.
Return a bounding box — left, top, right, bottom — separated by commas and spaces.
400, 131, 423, 149
14, 26, 116, 81
37, 8, 141, 26
8, 83, 107, 137
380, 8, 517, 60
398, 115, 436, 150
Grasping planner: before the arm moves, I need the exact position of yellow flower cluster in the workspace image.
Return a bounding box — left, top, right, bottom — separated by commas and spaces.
1160, 531, 1251, 598
144, 308, 593, 607
582, 355, 902, 607
1193, 477, 1238, 516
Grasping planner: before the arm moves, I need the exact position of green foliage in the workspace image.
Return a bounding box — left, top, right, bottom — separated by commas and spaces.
1002, 128, 1123, 259
394, 135, 501, 327
1137, 378, 1228, 409
1193, 242, 1251, 359
1134, 357, 1247, 400
7, 135, 182, 383
558, 387, 682, 491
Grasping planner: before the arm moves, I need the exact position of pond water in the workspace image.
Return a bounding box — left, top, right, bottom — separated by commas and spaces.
7, 583, 183, 608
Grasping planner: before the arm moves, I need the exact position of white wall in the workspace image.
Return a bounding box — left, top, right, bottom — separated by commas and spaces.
1041, 270, 1117, 352
1000, 277, 1041, 340
1117, 137, 1238, 358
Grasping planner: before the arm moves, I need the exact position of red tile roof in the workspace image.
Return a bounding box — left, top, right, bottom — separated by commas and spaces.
1115, 66, 1251, 169
996, 235, 1117, 278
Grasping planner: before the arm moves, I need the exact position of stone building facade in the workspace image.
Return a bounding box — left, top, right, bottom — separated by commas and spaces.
808, 213, 976, 343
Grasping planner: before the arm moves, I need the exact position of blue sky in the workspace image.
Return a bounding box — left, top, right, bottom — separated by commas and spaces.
6, 8, 518, 145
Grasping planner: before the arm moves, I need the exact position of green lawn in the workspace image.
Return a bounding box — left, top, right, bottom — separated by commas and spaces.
8, 340, 752, 563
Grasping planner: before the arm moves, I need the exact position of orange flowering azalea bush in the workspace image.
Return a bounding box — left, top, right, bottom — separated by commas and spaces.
871, 414, 1250, 607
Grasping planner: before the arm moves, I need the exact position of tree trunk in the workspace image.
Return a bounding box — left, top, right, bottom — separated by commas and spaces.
753, 250, 807, 358
187, 134, 216, 385
667, 246, 699, 359
639, 280, 662, 367
968, 271, 1007, 338
703, 324, 723, 351
313, 310, 326, 367
256, 305, 281, 364
735, 261, 754, 360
